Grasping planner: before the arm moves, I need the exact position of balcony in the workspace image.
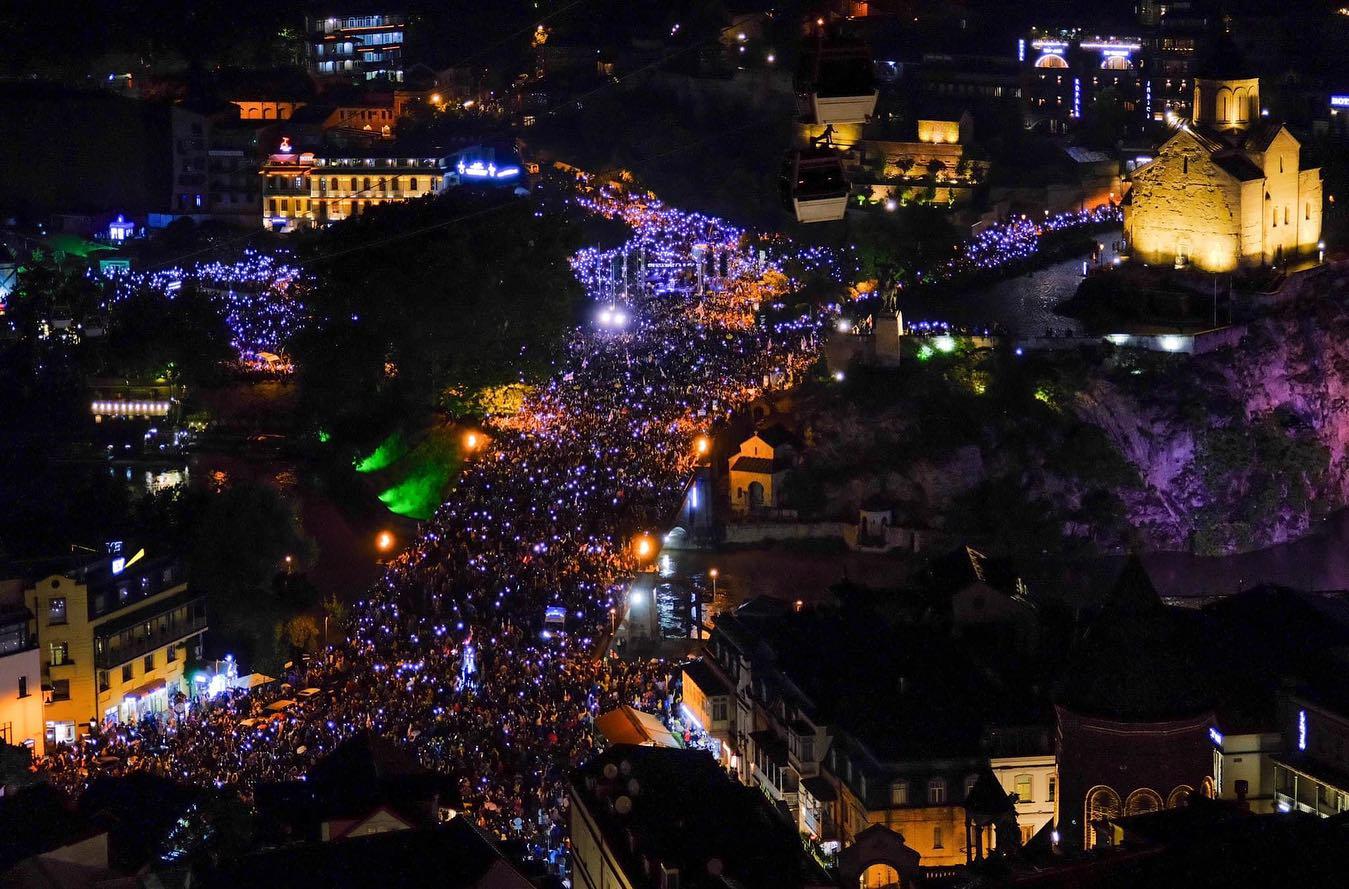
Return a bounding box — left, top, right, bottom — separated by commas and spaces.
95, 595, 206, 670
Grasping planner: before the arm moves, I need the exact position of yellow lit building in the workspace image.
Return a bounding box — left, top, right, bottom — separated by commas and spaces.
26, 553, 205, 745
0, 598, 44, 751
728, 424, 799, 513
1124, 56, 1322, 272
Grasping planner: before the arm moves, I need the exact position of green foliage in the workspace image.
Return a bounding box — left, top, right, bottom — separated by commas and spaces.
1191, 411, 1332, 554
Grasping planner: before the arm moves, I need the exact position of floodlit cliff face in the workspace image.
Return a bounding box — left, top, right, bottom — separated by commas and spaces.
790, 268, 1349, 554
1070, 271, 1349, 553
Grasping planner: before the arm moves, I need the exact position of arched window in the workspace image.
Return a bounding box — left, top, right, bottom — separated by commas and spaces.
1035, 54, 1068, 69
1201, 776, 1216, 798
1167, 786, 1193, 809
350, 177, 358, 192
362, 177, 372, 192
1124, 788, 1163, 816
1101, 55, 1131, 70
928, 777, 947, 804
1233, 87, 1248, 122
1085, 786, 1121, 849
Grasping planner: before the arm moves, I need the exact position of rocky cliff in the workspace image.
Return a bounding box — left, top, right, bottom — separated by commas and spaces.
788, 267, 1349, 554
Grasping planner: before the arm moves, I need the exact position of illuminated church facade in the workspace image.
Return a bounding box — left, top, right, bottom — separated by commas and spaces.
1124, 63, 1322, 273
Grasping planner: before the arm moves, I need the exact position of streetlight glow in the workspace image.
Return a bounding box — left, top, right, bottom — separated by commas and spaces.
377, 530, 395, 552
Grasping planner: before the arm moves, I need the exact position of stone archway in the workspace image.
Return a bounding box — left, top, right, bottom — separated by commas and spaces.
860, 864, 900, 889
1084, 785, 1121, 849
1124, 788, 1163, 816
1167, 785, 1194, 809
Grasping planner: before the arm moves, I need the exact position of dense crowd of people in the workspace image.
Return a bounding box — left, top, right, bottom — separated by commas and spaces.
39, 181, 823, 869
41, 179, 1121, 869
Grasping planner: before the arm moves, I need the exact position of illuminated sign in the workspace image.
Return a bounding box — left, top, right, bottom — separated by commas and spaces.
1073, 78, 1082, 117
1331, 96, 1349, 108
1102, 48, 1133, 58
279, 136, 293, 153
1209, 727, 1224, 748
1299, 709, 1308, 750
1030, 40, 1068, 50
1018, 38, 1026, 62
544, 605, 566, 625
1080, 41, 1142, 51
111, 557, 126, 575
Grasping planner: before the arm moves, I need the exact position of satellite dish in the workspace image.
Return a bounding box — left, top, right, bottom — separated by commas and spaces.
603, 763, 619, 779
615, 796, 633, 815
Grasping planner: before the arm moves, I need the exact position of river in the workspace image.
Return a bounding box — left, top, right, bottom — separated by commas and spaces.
898, 230, 1123, 335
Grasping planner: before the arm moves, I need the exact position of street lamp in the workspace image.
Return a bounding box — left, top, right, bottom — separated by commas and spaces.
709, 567, 718, 599
694, 434, 711, 458
633, 533, 656, 563
376, 530, 395, 553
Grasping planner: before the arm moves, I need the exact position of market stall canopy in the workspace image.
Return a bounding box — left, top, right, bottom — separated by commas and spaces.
595, 706, 682, 748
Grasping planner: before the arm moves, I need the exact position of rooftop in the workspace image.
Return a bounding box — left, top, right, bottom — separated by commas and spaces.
570, 746, 830, 889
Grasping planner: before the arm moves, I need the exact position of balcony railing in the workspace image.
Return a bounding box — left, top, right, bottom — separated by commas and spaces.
96, 611, 206, 670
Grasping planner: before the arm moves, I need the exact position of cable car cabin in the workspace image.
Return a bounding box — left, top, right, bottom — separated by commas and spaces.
783, 151, 849, 223
796, 38, 877, 125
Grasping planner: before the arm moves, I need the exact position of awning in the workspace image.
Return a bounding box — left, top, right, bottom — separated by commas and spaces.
802, 775, 837, 803
123, 678, 167, 700
266, 699, 297, 712
595, 706, 682, 748
240, 672, 277, 689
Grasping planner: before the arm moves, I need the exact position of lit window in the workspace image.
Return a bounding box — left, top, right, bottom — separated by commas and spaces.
48, 597, 67, 625
1015, 774, 1034, 802
928, 778, 947, 804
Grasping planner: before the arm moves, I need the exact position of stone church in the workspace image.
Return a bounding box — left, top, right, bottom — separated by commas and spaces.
1123, 46, 1322, 273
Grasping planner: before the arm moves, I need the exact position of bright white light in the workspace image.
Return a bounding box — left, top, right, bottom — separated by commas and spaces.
1160, 335, 1184, 352
884, 199, 897, 211
1106, 334, 1130, 345
837, 318, 852, 333
833, 370, 845, 382
1299, 709, 1307, 750
933, 335, 957, 353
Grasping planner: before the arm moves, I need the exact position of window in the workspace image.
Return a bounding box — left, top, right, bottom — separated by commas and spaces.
932, 826, 944, 849
18, 676, 28, 698
891, 781, 908, 805
1048, 776, 1057, 802
50, 679, 70, 702
1285, 207, 1290, 226
711, 698, 727, 722
48, 597, 67, 624
965, 774, 978, 799
1015, 774, 1034, 802
928, 778, 946, 804
166, 644, 178, 663
144, 654, 155, 673
97, 671, 109, 693
800, 737, 814, 761
49, 642, 69, 666
122, 663, 134, 683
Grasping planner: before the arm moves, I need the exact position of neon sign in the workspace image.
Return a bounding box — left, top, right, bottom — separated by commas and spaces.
457, 159, 521, 180
1299, 709, 1307, 750
1331, 96, 1349, 108
279, 136, 293, 153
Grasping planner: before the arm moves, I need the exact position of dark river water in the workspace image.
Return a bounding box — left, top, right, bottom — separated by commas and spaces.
898, 230, 1124, 335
